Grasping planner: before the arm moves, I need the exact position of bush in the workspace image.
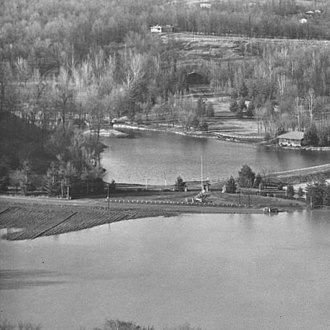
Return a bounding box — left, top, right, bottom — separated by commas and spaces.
264, 132, 272, 142
253, 173, 262, 188
198, 121, 208, 131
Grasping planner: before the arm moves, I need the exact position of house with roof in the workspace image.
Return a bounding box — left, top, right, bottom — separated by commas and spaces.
150, 25, 173, 33
200, 2, 211, 9
277, 131, 305, 147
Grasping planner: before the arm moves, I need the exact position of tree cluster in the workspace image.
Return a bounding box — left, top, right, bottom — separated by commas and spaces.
224, 43, 330, 139
306, 179, 330, 207
303, 124, 330, 146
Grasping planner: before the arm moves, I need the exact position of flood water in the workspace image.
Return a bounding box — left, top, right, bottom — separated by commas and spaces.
1, 211, 330, 330
102, 131, 330, 185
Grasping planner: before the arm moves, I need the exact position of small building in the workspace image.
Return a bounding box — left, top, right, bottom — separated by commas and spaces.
277, 131, 304, 147
150, 25, 173, 33
151, 25, 162, 33
200, 2, 211, 9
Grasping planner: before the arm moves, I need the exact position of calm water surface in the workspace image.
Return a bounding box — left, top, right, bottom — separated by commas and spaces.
1, 211, 330, 330
102, 132, 330, 185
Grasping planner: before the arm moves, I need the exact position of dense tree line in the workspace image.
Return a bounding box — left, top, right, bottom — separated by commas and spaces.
1, 0, 330, 194
2, 0, 330, 66
222, 42, 330, 142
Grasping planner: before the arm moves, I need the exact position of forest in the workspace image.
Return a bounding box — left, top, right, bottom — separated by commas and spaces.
1, 0, 330, 195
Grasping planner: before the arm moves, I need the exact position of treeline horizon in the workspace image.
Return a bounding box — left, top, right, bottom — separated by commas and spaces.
2, 0, 330, 63
1, 0, 330, 192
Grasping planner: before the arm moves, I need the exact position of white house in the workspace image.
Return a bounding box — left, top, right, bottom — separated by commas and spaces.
150, 25, 173, 33
277, 131, 305, 147
150, 25, 163, 33
200, 2, 211, 9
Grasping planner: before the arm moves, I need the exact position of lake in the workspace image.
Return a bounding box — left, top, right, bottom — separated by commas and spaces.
1, 211, 330, 330
102, 131, 330, 185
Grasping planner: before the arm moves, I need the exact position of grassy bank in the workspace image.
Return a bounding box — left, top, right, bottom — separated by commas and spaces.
0, 187, 305, 240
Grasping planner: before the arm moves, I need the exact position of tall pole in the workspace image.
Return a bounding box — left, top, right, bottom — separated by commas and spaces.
107, 183, 110, 209
201, 154, 203, 192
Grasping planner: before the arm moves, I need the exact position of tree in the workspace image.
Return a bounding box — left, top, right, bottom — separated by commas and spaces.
229, 100, 239, 113
0, 165, 9, 192
286, 184, 295, 198
323, 185, 330, 206
303, 125, 319, 146
245, 101, 254, 117
225, 176, 237, 193
44, 162, 61, 196
306, 181, 325, 208
53, 67, 76, 133
196, 97, 206, 117
198, 120, 208, 131
238, 165, 255, 188
253, 173, 263, 188
175, 176, 185, 191
206, 102, 214, 117
238, 98, 247, 112
297, 187, 304, 198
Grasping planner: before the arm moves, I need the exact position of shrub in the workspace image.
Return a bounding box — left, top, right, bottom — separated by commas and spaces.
198, 121, 208, 131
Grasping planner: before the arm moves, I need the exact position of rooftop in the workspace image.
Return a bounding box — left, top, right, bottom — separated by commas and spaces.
277, 131, 304, 140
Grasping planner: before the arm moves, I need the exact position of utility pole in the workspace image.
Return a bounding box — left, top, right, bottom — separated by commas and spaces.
107, 183, 110, 209
201, 154, 204, 192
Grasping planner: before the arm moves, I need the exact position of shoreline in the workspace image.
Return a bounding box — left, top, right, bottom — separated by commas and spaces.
112, 123, 330, 150
0, 195, 301, 240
